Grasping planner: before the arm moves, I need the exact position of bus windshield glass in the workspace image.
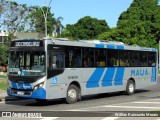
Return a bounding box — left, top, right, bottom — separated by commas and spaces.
8, 51, 45, 76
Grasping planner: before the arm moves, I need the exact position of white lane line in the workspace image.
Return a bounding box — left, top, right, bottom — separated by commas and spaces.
101, 117, 119, 120
67, 98, 160, 111
103, 105, 160, 109
133, 102, 160, 104
40, 117, 58, 120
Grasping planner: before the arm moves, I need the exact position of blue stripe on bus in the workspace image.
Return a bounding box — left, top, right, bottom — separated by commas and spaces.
151, 67, 156, 82
7, 88, 46, 99
107, 44, 115, 49
95, 44, 104, 48
101, 68, 116, 87
86, 68, 105, 88
31, 88, 46, 99
11, 82, 32, 90
116, 45, 124, 50
114, 67, 124, 86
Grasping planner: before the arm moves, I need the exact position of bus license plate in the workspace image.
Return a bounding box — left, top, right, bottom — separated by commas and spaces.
17, 91, 24, 95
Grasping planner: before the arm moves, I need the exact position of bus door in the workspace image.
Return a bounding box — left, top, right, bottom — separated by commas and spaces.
47, 45, 65, 79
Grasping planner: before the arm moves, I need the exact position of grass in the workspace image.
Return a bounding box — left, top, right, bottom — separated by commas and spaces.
0, 81, 7, 90
0, 75, 7, 79
159, 70, 160, 74
0, 74, 7, 90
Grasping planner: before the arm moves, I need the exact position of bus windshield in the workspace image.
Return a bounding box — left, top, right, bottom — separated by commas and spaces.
8, 51, 45, 76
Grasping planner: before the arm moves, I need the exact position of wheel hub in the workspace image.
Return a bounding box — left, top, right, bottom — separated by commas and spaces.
129, 84, 134, 93
68, 89, 77, 100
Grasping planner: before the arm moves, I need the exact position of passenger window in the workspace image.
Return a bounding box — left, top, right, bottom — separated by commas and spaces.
95, 49, 106, 67
83, 48, 94, 67
65, 47, 82, 68
148, 52, 156, 67
107, 50, 118, 67
131, 52, 139, 67
139, 52, 148, 67
119, 51, 130, 67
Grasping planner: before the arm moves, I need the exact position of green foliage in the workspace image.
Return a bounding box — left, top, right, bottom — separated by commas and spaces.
0, 44, 8, 65
98, 0, 160, 48
0, 82, 7, 90
0, 1, 34, 33
117, 0, 160, 48
62, 16, 110, 40
53, 17, 64, 37
98, 28, 121, 41
28, 6, 55, 35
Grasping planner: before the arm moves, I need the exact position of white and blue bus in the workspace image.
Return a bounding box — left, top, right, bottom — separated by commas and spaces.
7, 38, 158, 104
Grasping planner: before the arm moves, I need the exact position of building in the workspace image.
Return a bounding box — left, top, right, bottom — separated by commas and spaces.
16, 32, 45, 39
0, 31, 8, 43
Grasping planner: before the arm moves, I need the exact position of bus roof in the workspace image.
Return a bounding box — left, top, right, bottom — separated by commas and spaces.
51, 38, 157, 52
13, 38, 157, 52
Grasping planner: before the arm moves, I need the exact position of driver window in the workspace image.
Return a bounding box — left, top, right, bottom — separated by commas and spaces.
49, 53, 64, 69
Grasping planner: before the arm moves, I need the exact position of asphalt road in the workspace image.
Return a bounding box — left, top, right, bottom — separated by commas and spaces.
0, 77, 160, 120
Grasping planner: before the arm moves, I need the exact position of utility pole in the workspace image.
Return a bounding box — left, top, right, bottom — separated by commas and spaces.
40, 0, 53, 37
44, 0, 46, 6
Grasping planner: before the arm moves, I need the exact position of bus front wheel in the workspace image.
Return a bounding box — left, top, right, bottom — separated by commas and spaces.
65, 84, 80, 104
126, 80, 135, 95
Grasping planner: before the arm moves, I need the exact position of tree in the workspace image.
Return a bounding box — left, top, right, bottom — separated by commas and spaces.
116, 0, 160, 48
98, 28, 121, 41
62, 16, 110, 40
53, 17, 64, 37
28, 6, 55, 35
0, 44, 8, 66
0, 1, 34, 33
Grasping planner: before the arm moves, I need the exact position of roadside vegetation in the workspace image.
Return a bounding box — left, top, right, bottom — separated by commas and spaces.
0, 0, 160, 68
0, 81, 7, 90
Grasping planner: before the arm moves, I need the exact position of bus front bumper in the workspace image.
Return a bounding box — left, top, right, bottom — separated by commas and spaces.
7, 88, 46, 99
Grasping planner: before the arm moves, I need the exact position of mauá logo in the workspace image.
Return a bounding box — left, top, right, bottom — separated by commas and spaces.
131, 69, 149, 76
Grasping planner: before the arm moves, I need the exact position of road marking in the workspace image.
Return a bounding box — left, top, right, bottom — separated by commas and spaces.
67, 98, 160, 111
101, 117, 119, 120
133, 102, 160, 104
40, 117, 58, 120
103, 105, 160, 109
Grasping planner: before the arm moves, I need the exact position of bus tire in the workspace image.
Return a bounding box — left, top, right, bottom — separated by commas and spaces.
126, 80, 135, 95
65, 84, 79, 104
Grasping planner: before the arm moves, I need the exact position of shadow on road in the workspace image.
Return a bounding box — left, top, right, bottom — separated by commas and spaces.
4, 89, 152, 106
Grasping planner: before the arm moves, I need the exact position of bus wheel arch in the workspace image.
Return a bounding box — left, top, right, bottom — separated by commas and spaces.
125, 78, 135, 95
65, 81, 81, 104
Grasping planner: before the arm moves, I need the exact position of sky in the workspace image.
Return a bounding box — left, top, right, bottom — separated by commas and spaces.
11, 0, 133, 28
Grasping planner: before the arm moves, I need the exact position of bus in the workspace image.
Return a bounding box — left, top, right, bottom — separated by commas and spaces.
7, 38, 158, 104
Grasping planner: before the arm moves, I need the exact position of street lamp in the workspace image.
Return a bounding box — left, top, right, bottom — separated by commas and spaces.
40, 0, 53, 37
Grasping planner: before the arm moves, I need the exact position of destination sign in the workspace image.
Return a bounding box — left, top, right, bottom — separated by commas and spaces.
15, 42, 40, 47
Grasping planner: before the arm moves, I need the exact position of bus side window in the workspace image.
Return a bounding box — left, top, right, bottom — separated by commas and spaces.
107, 50, 118, 67
148, 52, 156, 67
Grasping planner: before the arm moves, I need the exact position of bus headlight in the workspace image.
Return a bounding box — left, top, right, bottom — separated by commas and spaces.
33, 82, 44, 91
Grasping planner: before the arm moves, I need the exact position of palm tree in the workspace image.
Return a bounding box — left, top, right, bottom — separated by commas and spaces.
53, 16, 64, 37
